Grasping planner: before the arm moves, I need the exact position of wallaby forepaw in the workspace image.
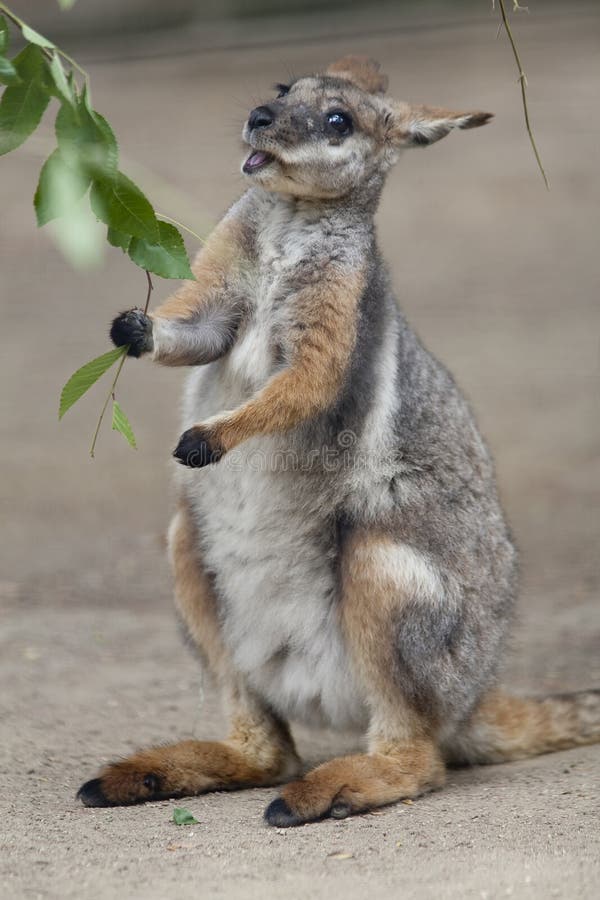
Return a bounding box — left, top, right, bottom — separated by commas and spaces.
110, 308, 153, 357
173, 427, 224, 468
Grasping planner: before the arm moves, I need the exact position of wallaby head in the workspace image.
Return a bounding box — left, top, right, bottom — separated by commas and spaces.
241, 55, 493, 201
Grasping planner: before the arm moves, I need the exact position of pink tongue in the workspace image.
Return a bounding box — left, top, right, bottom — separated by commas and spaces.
247, 151, 269, 168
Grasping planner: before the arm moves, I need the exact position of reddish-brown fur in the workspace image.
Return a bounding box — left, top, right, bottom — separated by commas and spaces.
450, 690, 600, 765
149, 214, 252, 367
326, 55, 389, 94
187, 267, 364, 453
279, 739, 444, 820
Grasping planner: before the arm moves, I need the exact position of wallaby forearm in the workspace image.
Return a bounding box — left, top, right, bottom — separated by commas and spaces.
111, 197, 254, 366
173, 265, 365, 465
150, 299, 244, 366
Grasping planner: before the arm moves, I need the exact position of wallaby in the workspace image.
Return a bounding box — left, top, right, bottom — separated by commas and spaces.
77, 56, 599, 826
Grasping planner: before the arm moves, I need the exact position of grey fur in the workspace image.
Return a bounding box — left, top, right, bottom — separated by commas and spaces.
384, 320, 518, 728
115, 72, 516, 741
173, 179, 517, 736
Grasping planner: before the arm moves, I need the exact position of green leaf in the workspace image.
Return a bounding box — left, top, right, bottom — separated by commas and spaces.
20, 24, 55, 49
90, 171, 159, 243
0, 55, 20, 86
0, 45, 51, 156
57, 0, 79, 9
90, 111, 118, 170
78, 84, 119, 169
172, 808, 198, 826
128, 221, 194, 280
34, 148, 91, 226
81, 80, 94, 116
111, 400, 137, 449
107, 226, 131, 252
59, 346, 126, 419
0, 15, 9, 55
48, 52, 74, 106
55, 97, 118, 174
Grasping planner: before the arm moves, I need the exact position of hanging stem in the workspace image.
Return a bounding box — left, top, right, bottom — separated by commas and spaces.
157, 213, 205, 245
0, 2, 27, 32
495, 0, 549, 189
89, 351, 127, 458
143, 269, 154, 314
89, 271, 153, 457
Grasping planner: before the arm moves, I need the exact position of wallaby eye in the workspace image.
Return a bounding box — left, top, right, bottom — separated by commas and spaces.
274, 83, 290, 99
326, 110, 353, 136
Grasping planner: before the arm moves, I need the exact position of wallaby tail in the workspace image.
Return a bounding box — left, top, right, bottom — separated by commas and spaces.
445, 689, 600, 765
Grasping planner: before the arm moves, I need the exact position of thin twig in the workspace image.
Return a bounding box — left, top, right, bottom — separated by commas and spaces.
0, 1, 53, 66
0, 3, 89, 84
143, 270, 153, 314
89, 351, 127, 458
54, 47, 88, 82
157, 213, 206, 244
0, 3, 25, 31
89, 270, 153, 457
495, 0, 549, 189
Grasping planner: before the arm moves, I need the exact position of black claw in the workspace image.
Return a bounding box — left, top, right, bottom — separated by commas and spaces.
264, 797, 305, 828
173, 429, 223, 468
77, 778, 112, 808
110, 308, 153, 357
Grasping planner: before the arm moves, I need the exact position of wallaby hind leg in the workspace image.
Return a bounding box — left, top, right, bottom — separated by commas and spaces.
77, 500, 301, 807
266, 528, 447, 826
265, 737, 445, 827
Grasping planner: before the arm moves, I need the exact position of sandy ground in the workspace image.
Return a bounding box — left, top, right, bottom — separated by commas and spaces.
1, 4, 599, 899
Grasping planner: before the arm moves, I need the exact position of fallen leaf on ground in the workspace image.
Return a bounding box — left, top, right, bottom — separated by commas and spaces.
172, 807, 199, 825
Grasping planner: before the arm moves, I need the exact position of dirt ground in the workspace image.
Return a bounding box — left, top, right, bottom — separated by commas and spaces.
1, 4, 599, 899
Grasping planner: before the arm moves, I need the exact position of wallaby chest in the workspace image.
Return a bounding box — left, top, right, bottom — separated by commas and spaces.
226, 202, 331, 394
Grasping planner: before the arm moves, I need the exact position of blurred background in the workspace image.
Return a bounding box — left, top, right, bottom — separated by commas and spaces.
1, 2, 599, 899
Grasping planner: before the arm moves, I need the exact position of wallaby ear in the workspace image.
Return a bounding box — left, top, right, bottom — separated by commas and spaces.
386, 102, 493, 147
326, 56, 388, 94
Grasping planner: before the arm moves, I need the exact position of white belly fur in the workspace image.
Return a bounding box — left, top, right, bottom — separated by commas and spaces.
179, 368, 368, 731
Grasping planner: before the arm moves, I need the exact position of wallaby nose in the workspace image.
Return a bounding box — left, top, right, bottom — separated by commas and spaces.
248, 106, 274, 130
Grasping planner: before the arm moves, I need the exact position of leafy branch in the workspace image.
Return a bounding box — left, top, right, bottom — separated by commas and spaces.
0, 3, 202, 453
89, 272, 153, 457
57, 272, 153, 456
494, 0, 549, 189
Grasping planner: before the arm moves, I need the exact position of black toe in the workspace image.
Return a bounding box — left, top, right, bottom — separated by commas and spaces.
77, 778, 112, 808
264, 797, 304, 828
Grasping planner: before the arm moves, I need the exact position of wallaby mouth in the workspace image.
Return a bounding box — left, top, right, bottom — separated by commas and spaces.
243, 150, 274, 174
